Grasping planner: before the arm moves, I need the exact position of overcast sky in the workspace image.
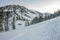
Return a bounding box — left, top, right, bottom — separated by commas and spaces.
0, 0, 60, 13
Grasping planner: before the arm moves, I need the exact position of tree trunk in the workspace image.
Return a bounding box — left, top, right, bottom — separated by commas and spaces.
12, 16, 16, 29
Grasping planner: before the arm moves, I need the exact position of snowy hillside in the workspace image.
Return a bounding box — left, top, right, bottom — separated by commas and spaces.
0, 16, 60, 40
0, 5, 44, 26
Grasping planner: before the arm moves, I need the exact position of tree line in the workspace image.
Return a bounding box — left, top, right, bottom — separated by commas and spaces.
31, 10, 60, 24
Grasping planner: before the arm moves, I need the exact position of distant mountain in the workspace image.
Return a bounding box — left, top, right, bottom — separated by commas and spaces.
0, 5, 54, 26
0, 5, 42, 19
0, 5, 44, 25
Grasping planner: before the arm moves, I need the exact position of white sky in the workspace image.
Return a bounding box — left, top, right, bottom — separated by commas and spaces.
0, 0, 60, 13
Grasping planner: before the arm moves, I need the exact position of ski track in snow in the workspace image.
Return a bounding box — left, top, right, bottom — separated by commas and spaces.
0, 16, 60, 40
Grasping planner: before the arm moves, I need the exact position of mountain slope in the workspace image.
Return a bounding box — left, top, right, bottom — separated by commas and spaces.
0, 5, 43, 26
23, 16, 60, 40
0, 16, 60, 40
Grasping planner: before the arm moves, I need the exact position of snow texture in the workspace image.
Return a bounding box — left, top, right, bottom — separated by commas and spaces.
0, 16, 60, 40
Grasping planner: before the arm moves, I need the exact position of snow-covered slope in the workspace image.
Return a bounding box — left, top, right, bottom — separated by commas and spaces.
23, 16, 60, 40
0, 5, 44, 26
0, 16, 60, 40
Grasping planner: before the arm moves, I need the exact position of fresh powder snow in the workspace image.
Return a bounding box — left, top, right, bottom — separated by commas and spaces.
0, 16, 60, 40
